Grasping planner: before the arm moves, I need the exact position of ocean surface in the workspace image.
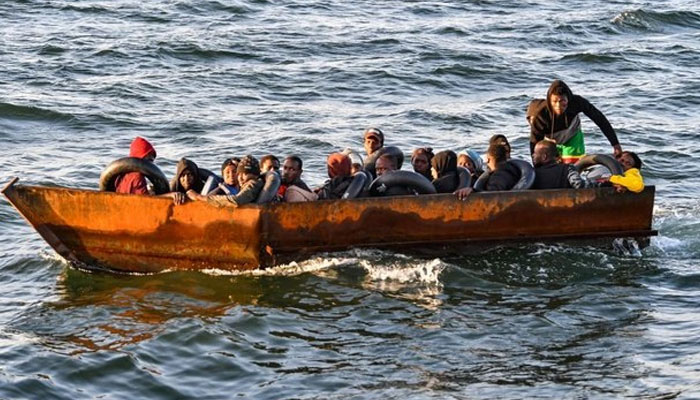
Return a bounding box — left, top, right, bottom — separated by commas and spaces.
1, 0, 700, 398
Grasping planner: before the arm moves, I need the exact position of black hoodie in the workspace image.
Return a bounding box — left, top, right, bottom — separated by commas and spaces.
526, 80, 618, 154
431, 150, 460, 193
170, 158, 204, 193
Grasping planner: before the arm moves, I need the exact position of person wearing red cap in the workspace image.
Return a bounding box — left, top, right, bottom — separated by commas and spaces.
363, 127, 384, 158
114, 137, 157, 195
315, 153, 353, 200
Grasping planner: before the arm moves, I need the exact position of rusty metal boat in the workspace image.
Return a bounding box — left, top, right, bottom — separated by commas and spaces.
2, 177, 656, 273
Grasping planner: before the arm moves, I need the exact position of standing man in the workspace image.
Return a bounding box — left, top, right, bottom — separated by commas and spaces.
527, 79, 622, 164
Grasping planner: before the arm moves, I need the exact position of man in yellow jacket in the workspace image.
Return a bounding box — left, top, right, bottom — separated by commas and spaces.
606, 151, 644, 193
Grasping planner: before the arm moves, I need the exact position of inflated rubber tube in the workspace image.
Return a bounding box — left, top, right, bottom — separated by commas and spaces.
510, 159, 536, 190
456, 167, 472, 190
256, 171, 281, 204
99, 157, 169, 195
575, 154, 624, 176
341, 148, 363, 166
363, 146, 405, 177
342, 171, 369, 199
369, 170, 437, 196
472, 159, 535, 192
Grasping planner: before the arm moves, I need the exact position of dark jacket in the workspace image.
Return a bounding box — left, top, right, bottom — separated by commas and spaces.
486, 161, 520, 191
316, 176, 353, 200
170, 158, 204, 194
526, 80, 618, 154
533, 162, 585, 190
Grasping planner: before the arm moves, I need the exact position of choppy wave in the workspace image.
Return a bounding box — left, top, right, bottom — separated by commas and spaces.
612, 9, 700, 31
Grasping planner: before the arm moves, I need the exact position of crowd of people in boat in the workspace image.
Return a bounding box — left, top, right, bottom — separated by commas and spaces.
109, 79, 645, 206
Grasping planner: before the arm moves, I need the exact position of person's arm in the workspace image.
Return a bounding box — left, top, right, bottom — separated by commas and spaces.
566, 164, 586, 189
207, 180, 262, 207
527, 100, 547, 155
160, 192, 187, 205
573, 94, 621, 155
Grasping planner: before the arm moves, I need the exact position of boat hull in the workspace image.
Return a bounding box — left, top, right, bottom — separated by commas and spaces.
3, 179, 656, 273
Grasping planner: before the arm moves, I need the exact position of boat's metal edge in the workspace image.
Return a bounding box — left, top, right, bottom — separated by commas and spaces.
1, 177, 19, 195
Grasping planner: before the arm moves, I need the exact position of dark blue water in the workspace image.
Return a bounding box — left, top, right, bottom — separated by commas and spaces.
2, 0, 700, 398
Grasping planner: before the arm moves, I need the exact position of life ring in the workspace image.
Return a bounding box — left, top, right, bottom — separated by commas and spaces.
342, 171, 369, 199
369, 170, 437, 196
575, 154, 624, 176
341, 148, 364, 166
456, 167, 472, 190
363, 146, 405, 177
510, 159, 535, 190
256, 171, 281, 204
472, 159, 535, 192
99, 157, 169, 195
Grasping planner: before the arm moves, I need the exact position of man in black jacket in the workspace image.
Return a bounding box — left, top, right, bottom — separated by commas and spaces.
527, 79, 622, 164
532, 140, 586, 190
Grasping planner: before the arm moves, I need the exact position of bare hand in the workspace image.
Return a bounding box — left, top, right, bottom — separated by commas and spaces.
454, 187, 473, 201
173, 192, 186, 205
612, 144, 622, 158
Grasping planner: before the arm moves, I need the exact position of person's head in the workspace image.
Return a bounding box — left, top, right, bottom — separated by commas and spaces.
489, 134, 511, 159
179, 168, 195, 190
260, 155, 280, 173
617, 151, 642, 171
547, 80, 572, 116
173, 158, 201, 192
327, 153, 351, 179
457, 154, 471, 169
532, 140, 559, 167
411, 147, 434, 176
375, 154, 397, 177
282, 156, 303, 184
363, 127, 384, 156
236, 155, 260, 186
221, 157, 240, 186
430, 150, 458, 180
486, 143, 509, 171
129, 136, 156, 161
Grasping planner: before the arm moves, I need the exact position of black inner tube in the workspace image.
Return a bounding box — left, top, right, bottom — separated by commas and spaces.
99, 157, 169, 195
368, 170, 437, 196
574, 154, 624, 176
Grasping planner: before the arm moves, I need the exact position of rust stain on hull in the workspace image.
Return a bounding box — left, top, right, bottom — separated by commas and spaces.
3, 179, 656, 273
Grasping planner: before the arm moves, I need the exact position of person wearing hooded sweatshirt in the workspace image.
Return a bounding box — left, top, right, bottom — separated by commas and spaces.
315, 153, 354, 200
115, 136, 157, 195
431, 150, 460, 193
170, 158, 205, 194
527, 79, 622, 164
193, 155, 264, 207
411, 147, 434, 181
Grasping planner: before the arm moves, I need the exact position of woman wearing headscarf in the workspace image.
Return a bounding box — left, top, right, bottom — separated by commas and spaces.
431, 150, 460, 193
411, 147, 434, 181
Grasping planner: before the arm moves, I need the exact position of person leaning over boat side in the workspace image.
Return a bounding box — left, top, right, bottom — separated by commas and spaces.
411, 147, 434, 181
278, 155, 317, 202
527, 79, 622, 164
170, 158, 205, 194
260, 154, 280, 174
189, 155, 263, 207
431, 150, 460, 193
315, 153, 353, 200
114, 136, 187, 204
599, 151, 645, 193
532, 140, 586, 190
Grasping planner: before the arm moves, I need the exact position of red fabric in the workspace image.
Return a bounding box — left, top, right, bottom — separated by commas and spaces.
327, 153, 351, 178
277, 184, 288, 198
129, 137, 156, 159
115, 172, 149, 195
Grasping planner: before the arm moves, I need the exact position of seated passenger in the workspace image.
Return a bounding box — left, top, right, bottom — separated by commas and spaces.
601, 151, 644, 193
431, 150, 460, 193
364, 127, 384, 159
192, 155, 263, 207
279, 156, 317, 202
316, 153, 353, 200
457, 149, 484, 186
214, 157, 240, 195
170, 158, 205, 194
115, 136, 157, 195
532, 140, 585, 189
411, 147, 434, 181
260, 154, 280, 173
375, 153, 397, 177
483, 143, 520, 191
